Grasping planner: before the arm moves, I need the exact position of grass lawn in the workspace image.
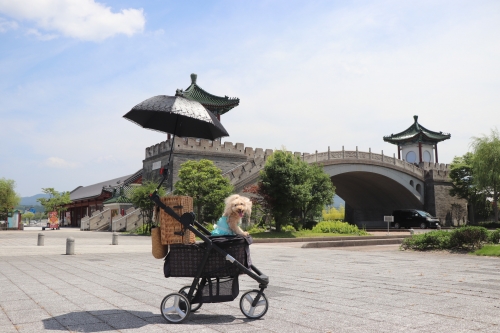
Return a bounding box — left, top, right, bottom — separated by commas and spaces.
249, 231, 369, 239
472, 245, 500, 256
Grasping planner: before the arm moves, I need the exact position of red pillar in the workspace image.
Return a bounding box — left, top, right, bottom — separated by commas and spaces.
418, 142, 422, 163
167, 133, 171, 140
435, 144, 439, 163
398, 145, 401, 159
217, 114, 220, 121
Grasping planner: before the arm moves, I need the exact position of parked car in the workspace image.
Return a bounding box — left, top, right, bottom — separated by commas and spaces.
391, 209, 440, 229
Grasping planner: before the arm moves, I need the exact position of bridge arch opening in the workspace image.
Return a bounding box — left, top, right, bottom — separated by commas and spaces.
330, 171, 423, 228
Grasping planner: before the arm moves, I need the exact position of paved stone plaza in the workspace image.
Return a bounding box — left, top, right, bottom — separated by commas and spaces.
1, 229, 499, 332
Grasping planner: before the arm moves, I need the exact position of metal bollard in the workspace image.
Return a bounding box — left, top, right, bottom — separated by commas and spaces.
112, 232, 119, 245
66, 237, 75, 255
37, 233, 44, 246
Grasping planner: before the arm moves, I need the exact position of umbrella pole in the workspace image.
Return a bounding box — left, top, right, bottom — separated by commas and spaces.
154, 119, 178, 193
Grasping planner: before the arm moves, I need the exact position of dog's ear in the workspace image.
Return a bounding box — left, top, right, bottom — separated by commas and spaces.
244, 197, 252, 220
223, 194, 239, 216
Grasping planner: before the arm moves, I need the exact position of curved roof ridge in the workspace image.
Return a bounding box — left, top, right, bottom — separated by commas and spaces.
175, 74, 240, 115
383, 115, 450, 144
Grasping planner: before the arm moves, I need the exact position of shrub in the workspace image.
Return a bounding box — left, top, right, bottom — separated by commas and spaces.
488, 229, 500, 244
281, 225, 296, 232
401, 231, 451, 250
449, 226, 488, 249
246, 225, 266, 234
312, 221, 368, 235
204, 222, 214, 233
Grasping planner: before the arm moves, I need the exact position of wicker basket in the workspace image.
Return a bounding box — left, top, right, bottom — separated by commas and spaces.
151, 227, 168, 259
160, 196, 195, 245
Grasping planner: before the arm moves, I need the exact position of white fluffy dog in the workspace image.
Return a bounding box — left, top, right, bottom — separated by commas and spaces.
212, 194, 252, 236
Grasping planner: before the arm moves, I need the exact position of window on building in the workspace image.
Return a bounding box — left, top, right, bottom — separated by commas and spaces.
406, 151, 416, 163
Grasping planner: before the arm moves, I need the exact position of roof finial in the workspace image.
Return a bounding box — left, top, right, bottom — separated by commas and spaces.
414, 115, 420, 131
190, 73, 197, 84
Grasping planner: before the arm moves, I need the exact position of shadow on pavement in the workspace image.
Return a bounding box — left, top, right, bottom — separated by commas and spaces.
43, 309, 238, 332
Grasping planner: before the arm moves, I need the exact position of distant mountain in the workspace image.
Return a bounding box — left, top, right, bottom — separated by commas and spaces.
333, 195, 345, 208
20, 194, 50, 206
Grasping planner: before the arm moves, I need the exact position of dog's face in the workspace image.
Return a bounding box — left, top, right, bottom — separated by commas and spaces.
231, 199, 248, 218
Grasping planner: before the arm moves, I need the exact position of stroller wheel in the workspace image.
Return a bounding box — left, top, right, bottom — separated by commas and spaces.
179, 285, 203, 312
240, 290, 269, 319
160, 293, 190, 323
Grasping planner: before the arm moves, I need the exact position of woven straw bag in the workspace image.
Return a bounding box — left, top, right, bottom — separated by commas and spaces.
159, 196, 196, 245
151, 227, 168, 259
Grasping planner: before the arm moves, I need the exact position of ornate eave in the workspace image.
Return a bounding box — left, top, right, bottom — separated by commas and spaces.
383, 115, 450, 145
175, 74, 240, 116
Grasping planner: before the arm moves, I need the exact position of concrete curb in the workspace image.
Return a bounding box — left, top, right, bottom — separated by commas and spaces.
301, 238, 406, 248
253, 235, 411, 244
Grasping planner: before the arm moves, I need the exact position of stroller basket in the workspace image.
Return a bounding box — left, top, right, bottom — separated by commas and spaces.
192, 276, 239, 304
150, 191, 269, 323
164, 237, 250, 278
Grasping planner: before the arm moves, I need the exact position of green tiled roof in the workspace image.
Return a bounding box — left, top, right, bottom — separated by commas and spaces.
383, 115, 450, 145
102, 169, 142, 205
175, 74, 239, 115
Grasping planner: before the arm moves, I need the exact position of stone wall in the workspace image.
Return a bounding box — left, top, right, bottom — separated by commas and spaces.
143, 138, 273, 191
424, 169, 468, 226
143, 139, 465, 227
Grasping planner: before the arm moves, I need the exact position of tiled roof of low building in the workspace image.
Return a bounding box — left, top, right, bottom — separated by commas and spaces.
69, 170, 142, 202
383, 115, 451, 145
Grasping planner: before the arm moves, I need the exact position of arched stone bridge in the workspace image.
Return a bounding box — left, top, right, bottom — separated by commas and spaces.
144, 139, 466, 227
223, 147, 459, 227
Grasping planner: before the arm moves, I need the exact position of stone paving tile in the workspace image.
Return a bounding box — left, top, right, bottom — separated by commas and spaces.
95, 312, 150, 330
2, 231, 500, 332
1, 292, 31, 302
0, 324, 19, 333
52, 311, 103, 326
5, 308, 52, 325
0, 299, 40, 312
16, 319, 68, 333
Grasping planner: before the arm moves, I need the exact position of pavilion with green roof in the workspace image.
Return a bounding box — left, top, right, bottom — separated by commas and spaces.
176, 73, 239, 119
383, 115, 450, 164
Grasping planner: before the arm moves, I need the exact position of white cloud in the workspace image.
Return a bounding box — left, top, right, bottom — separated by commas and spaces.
44, 157, 78, 169
0, 0, 145, 41
26, 28, 57, 41
0, 17, 17, 32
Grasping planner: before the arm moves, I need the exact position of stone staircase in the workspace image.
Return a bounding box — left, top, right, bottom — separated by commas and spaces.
111, 207, 143, 232
80, 209, 111, 231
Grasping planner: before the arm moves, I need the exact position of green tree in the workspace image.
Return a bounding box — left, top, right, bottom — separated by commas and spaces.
174, 159, 233, 224
34, 211, 47, 221
243, 184, 273, 228
23, 211, 35, 224
295, 163, 335, 226
0, 178, 21, 220
471, 129, 500, 222
259, 150, 335, 231
36, 188, 71, 215
128, 181, 166, 234
449, 153, 480, 224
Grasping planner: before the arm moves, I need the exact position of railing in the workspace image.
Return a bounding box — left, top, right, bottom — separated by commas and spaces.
111, 208, 143, 232
302, 148, 425, 178
82, 209, 111, 231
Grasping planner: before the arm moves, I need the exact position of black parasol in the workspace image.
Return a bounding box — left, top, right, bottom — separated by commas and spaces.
123, 95, 229, 140
123, 95, 230, 192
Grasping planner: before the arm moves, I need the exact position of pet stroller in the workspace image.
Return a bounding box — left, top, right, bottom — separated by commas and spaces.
152, 193, 270, 324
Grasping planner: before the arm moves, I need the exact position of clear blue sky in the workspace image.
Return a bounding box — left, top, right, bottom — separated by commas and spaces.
1, 0, 499, 196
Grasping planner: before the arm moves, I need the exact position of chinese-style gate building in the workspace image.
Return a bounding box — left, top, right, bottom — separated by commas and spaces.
383, 115, 450, 164
170, 73, 239, 140
64, 170, 142, 227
